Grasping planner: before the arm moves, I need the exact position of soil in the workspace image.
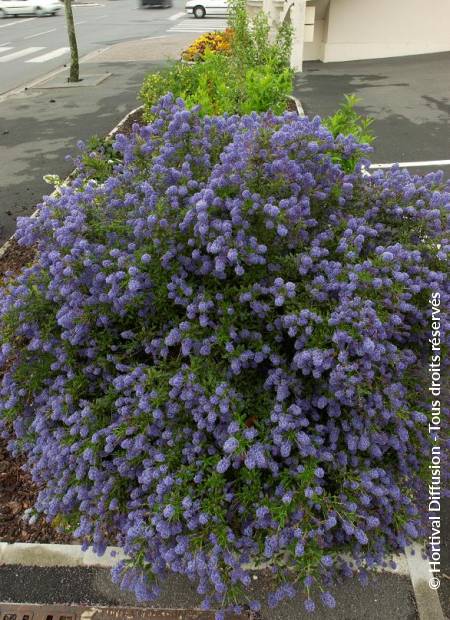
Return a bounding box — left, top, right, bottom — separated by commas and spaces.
286, 97, 299, 113
0, 239, 36, 283
111, 106, 144, 139
0, 438, 75, 543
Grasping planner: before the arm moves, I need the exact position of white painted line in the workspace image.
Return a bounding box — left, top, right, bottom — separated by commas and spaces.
406, 543, 445, 620
170, 28, 226, 33
24, 28, 57, 39
0, 17, 36, 29
0, 46, 45, 62
26, 47, 70, 63
142, 35, 166, 41
168, 11, 185, 20
370, 159, 450, 169
0, 46, 13, 54
75, 20, 87, 25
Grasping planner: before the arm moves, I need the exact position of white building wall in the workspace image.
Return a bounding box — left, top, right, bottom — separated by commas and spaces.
305, 0, 450, 62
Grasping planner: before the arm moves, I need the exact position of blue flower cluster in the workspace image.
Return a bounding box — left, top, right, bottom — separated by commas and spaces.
0, 95, 448, 615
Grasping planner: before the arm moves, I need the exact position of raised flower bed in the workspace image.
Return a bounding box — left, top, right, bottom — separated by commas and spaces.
0, 94, 447, 616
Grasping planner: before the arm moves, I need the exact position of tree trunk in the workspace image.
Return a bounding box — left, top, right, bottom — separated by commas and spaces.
63, 0, 80, 82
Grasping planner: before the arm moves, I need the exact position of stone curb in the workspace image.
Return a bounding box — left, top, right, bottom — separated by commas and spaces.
0, 540, 408, 574
287, 93, 305, 116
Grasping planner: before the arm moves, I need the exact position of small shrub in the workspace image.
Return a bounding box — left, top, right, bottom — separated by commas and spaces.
324, 95, 374, 168
1, 97, 448, 616
140, 0, 293, 118
141, 52, 293, 119
228, 0, 292, 71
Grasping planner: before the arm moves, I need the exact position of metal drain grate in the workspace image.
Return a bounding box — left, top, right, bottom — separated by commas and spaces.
0, 608, 75, 620
0, 605, 254, 620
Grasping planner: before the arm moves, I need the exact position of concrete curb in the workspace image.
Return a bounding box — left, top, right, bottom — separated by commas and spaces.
0, 542, 126, 568
287, 94, 305, 116
0, 540, 408, 575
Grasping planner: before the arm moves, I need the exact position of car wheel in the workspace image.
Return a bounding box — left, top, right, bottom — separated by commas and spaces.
193, 5, 205, 17
35, 6, 46, 16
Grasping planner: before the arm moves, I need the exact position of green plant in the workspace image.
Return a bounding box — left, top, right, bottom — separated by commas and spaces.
228, 0, 292, 70
239, 63, 293, 115
324, 95, 375, 171
140, 63, 198, 120
78, 135, 118, 182
324, 94, 374, 144
140, 0, 294, 119
141, 51, 293, 120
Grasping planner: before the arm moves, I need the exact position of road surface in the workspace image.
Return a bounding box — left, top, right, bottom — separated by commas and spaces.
0, 0, 226, 94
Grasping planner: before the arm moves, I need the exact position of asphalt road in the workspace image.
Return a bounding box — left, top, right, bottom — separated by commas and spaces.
294, 53, 450, 178
0, 0, 225, 94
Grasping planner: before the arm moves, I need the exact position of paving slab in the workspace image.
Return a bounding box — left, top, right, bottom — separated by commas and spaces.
82, 35, 195, 63
294, 52, 450, 174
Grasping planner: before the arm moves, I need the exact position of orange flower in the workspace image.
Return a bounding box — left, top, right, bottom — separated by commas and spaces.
182, 29, 234, 62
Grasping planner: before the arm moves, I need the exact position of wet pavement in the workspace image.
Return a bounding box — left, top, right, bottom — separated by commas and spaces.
294, 52, 450, 177
0, 565, 419, 620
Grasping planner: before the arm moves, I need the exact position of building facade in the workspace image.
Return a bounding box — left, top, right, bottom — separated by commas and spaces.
247, 0, 450, 70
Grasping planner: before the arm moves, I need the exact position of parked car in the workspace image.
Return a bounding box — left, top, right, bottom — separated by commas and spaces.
139, 0, 173, 8
185, 0, 228, 18
0, 0, 61, 16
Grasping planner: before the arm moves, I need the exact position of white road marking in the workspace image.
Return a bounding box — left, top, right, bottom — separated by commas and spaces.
75, 20, 87, 25
24, 28, 57, 39
0, 46, 44, 62
406, 543, 446, 620
143, 35, 166, 41
168, 11, 185, 20
26, 46, 69, 63
0, 46, 13, 54
370, 159, 450, 169
0, 17, 36, 29
168, 18, 227, 33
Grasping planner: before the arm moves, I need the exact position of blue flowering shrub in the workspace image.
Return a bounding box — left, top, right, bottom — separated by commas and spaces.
0, 96, 449, 615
